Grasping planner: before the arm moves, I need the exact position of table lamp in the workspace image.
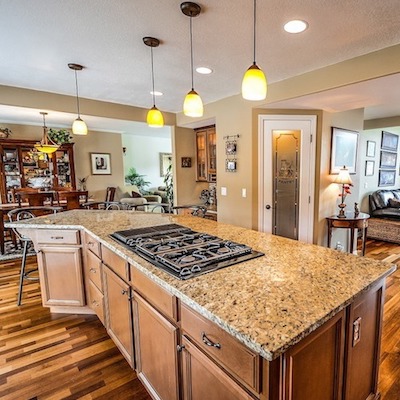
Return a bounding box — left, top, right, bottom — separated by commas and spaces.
334, 166, 353, 218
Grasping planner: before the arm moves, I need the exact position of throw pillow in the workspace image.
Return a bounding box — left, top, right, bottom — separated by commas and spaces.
388, 197, 400, 208
131, 191, 142, 198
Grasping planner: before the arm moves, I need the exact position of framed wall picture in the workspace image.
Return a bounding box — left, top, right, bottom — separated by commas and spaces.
225, 141, 237, 155
365, 160, 374, 176
181, 157, 192, 168
381, 131, 399, 151
366, 140, 376, 157
159, 152, 172, 177
380, 151, 397, 169
226, 159, 237, 172
330, 127, 359, 174
90, 153, 111, 175
378, 170, 396, 187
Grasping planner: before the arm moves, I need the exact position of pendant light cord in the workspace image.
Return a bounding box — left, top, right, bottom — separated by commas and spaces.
253, 0, 256, 64
150, 46, 156, 106
42, 113, 48, 145
74, 69, 81, 118
190, 15, 194, 90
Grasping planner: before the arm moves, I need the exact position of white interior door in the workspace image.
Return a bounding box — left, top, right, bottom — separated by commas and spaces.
258, 115, 316, 243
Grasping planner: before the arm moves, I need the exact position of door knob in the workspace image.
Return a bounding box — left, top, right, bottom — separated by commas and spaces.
266, 205, 271, 210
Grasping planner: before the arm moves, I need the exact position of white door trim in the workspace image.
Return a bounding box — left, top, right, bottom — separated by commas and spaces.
258, 114, 317, 243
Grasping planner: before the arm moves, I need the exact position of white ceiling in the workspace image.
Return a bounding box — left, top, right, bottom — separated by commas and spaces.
1, 0, 400, 131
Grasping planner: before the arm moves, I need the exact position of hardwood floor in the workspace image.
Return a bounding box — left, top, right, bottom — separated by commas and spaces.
0, 240, 399, 399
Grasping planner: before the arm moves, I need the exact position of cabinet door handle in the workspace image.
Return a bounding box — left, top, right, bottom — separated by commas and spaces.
201, 332, 221, 349
89, 268, 97, 273
121, 289, 128, 295
177, 344, 185, 352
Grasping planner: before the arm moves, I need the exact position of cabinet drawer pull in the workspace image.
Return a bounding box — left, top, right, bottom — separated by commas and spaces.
50, 236, 64, 240
121, 289, 128, 295
89, 268, 97, 273
177, 344, 185, 352
201, 332, 221, 349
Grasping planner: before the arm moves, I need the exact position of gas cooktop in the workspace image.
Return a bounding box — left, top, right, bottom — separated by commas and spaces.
110, 224, 264, 280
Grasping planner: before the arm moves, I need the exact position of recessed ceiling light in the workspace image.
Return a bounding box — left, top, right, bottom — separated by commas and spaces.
150, 91, 163, 96
196, 66, 213, 75
284, 20, 308, 34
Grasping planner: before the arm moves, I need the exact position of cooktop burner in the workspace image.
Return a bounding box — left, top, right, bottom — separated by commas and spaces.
110, 224, 264, 280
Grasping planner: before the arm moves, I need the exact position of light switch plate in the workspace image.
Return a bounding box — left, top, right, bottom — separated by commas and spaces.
221, 187, 227, 196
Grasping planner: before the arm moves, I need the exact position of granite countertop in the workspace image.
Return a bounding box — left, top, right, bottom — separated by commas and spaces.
7, 210, 396, 361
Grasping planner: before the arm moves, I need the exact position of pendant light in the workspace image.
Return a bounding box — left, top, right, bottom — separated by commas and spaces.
68, 63, 88, 135
241, 0, 267, 101
181, 2, 203, 117
34, 112, 59, 154
143, 37, 164, 128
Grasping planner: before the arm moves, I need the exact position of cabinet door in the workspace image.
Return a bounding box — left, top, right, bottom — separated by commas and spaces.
282, 309, 346, 400
207, 127, 216, 181
36, 246, 85, 307
195, 130, 208, 181
133, 293, 179, 400
53, 145, 75, 189
344, 282, 384, 400
181, 335, 254, 400
103, 264, 134, 367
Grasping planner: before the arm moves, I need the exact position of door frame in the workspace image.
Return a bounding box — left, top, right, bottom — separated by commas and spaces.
258, 114, 317, 243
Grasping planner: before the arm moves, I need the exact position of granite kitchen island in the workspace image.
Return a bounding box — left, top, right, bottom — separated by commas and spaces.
8, 210, 396, 400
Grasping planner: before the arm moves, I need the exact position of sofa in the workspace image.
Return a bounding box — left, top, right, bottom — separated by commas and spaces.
369, 189, 400, 219
115, 185, 162, 210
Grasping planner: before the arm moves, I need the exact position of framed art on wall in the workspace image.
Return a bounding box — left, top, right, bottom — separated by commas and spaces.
91, 153, 111, 175
366, 140, 376, 157
378, 170, 396, 187
365, 160, 374, 176
380, 151, 397, 169
381, 131, 399, 152
330, 127, 359, 174
159, 152, 172, 177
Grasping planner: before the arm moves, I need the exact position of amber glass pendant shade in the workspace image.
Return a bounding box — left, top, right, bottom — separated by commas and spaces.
242, 63, 267, 100
147, 106, 164, 128
72, 117, 88, 135
183, 89, 203, 117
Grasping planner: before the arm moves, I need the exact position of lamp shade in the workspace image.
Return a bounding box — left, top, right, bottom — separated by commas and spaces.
183, 89, 203, 117
334, 166, 353, 185
72, 117, 88, 135
147, 106, 164, 128
242, 63, 267, 101
34, 143, 59, 154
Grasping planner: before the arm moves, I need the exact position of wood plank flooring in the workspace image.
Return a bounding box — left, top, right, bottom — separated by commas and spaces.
0, 240, 399, 399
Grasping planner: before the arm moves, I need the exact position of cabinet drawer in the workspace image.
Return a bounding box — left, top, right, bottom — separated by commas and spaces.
37, 229, 80, 245
131, 266, 178, 322
181, 304, 260, 393
102, 245, 128, 281
88, 280, 105, 325
86, 250, 103, 292
85, 231, 101, 258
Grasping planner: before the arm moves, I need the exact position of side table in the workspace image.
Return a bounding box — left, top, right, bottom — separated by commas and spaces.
327, 211, 370, 256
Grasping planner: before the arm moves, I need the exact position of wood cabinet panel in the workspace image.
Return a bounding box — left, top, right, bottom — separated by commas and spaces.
103, 264, 134, 367
282, 309, 346, 400
86, 250, 103, 291
133, 292, 179, 400
344, 282, 384, 400
181, 335, 254, 400
102, 245, 128, 280
181, 303, 260, 393
84, 231, 101, 258
88, 280, 105, 325
131, 267, 178, 322
37, 246, 85, 307
195, 125, 216, 182
37, 229, 80, 245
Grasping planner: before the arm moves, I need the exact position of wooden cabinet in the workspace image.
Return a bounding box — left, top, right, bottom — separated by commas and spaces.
103, 263, 134, 367
0, 139, 76, 203
133, 293, 180, 400
36, 229, 85, 307
195, 125, 216, 182
181, 335, 254, 400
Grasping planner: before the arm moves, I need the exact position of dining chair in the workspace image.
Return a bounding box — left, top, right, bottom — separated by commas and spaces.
16, 191, 55, 207
7, 206, 63, 306
57, 190, 88, 210
83, 201, 134, 210
172, 205, 207, 218
105, 187, 116, 202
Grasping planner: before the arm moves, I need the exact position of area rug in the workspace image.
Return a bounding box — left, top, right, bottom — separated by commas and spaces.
0, 241, 36, 262
367, 218, 400, 244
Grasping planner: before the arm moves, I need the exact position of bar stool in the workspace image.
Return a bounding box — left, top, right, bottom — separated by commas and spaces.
8, 206, 63, 306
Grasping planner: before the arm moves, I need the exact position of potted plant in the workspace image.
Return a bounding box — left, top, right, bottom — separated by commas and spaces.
125, 167, 151, 194
48, 128, 73, 145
